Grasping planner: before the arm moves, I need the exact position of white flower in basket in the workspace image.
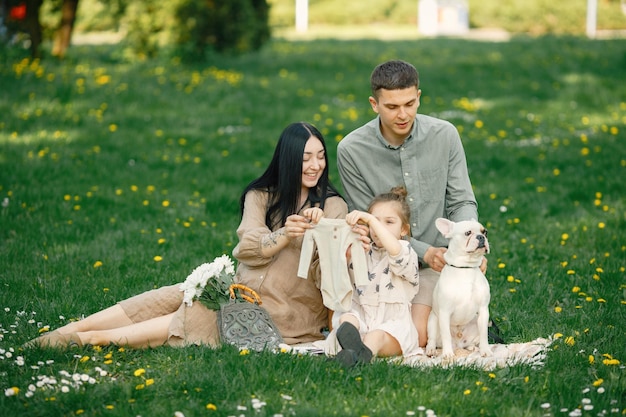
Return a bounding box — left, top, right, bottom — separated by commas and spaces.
179, 255, 236, 310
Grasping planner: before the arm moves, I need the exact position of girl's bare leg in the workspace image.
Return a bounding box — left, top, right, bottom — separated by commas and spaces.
55, 304, 134, 334
78, 313, 175, 349
363, 330, 401, 357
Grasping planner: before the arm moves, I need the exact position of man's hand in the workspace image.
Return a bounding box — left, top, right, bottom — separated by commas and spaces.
423, 246, 447, 272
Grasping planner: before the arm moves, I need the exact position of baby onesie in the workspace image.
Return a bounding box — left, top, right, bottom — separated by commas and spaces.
298, 218, 369, 312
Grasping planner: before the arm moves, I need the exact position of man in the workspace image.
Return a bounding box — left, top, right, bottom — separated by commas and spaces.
337, 59, 487, 347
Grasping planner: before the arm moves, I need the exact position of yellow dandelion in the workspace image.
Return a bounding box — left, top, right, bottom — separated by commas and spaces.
80, 356, 90, 363
564, 336, 575, 346
239, 349, 250, 355
597, 298, 606, 303
589, 355, 595, 364
93, 261, 103, 268
602, 358, 620, 366
76, 410, 84, 415
554, 306, 562, 313
474, 120, 483, 128
158, 238, 166, 244
524, 376, 529, 383
64, 194, 71, 201
162, 200, 170, 207
572, 286, 581, 293
134, 368, 146, 377
553, 333, 563, 339
154, 255, 163, 262
498, 263, 506, 269
592, 378, 603, 387
507, 275, 515, 282
598, 222, 605, 229
135, 384, 145, 390
488, 373, 496, 379
206, 403, 217, 410
145, 378, 154, 386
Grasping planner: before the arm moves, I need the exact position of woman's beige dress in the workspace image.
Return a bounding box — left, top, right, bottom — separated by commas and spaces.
119, 190, 348, 347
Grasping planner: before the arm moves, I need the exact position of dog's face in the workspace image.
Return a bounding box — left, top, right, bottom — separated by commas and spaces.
436, 218, 489, 265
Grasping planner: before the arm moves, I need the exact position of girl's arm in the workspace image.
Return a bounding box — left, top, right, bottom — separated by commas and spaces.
345, 210, 402, 256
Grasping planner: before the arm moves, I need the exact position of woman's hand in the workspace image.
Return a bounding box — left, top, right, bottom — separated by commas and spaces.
302, 207, 324, 224
284, 214, 315, 239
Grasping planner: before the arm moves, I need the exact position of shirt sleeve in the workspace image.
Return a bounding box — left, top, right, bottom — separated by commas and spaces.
388, 240, 420, 286
445, 129, 478, 221
337, 142, 375, 212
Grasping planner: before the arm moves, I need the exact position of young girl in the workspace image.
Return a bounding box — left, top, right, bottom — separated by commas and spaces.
335, 186, 421, 366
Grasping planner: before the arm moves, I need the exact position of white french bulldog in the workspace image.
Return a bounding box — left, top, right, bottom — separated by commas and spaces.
425, 218, 493, 360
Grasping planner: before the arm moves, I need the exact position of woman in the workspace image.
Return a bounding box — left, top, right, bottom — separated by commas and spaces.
25, 122, 349, 349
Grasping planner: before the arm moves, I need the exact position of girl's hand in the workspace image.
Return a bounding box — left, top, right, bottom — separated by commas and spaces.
302, 207, 324, 224
345, 210, 372, 226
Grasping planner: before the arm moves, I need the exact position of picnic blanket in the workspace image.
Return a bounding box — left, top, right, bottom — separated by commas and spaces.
285, 333, 552, 370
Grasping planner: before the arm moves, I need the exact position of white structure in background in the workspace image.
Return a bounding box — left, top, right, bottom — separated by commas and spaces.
295, 0, 308, 32
418, 0, 469, 36
586, 0, 597, 37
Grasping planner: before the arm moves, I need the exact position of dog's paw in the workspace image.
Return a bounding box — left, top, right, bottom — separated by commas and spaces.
441, 349, 455, 360
479, 346, 493, 357
425, 343, 437, 357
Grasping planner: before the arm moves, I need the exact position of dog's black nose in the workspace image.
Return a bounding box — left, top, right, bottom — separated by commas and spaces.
476, 234, 486, 248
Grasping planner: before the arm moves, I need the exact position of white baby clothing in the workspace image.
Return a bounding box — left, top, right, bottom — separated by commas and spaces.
298, 218, 369, 312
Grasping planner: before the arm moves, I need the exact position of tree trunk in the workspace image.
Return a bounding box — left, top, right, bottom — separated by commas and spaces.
51, 0, 79, 58
23, 0, 43, 58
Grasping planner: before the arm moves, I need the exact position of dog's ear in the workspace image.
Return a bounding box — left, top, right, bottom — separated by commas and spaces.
435, 218, 455, 238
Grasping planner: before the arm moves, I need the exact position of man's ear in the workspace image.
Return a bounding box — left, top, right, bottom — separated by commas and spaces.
369, 96, 379, 113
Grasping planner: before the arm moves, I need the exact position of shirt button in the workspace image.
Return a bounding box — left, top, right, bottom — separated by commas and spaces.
412, 223, 417, 228
404, 172, 409, 176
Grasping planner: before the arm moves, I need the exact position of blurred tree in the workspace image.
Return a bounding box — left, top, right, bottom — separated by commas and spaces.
50, 0, 77, 58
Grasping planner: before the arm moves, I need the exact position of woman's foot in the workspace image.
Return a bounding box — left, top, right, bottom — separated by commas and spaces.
335, 322, 372, 366
23, 331, 83, 349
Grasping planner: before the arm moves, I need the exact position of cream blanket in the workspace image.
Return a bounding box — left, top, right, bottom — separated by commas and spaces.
286, 334, 552, 370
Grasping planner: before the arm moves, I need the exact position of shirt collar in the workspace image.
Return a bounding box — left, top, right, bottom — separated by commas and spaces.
375, 116, 416, 150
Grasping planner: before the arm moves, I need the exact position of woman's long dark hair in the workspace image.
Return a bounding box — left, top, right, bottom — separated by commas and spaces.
239, 122, 340, 229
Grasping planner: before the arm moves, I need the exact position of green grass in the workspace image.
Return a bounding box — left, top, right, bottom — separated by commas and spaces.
1, 35, 625, 416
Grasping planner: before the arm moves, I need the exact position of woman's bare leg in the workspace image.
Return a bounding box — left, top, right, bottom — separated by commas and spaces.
55, 304, 135, 334
78, 313, 175, 349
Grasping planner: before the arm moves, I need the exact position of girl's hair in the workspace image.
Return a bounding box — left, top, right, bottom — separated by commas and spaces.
239, 122, 341, 229
367, 186, 411, 227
